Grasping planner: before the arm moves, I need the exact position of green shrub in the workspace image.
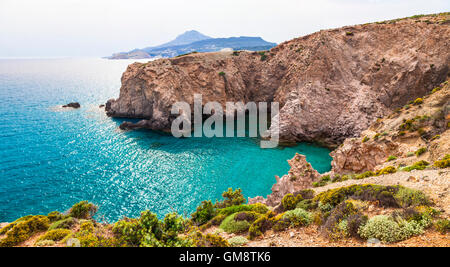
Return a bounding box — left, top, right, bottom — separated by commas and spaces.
413, 98, 423, 105
415, 147, 427, 157
281, 194, 303, 211
359, 215, 430, 243
191, 200, 216, 225
346, 213, 368, 238
248, 214, 273, 239
69, 201, 97, 219
355, 171, 375, 179
281, 208, 312, 227
394, 187, 430, 207
402, 160, 429, 172
434, 219, 450, 234
387, 156, 397, 162
216, 203, 269, 217
80, 221, 95, 233
296, 199, 316, 211
433, 154, 450, 168
228, 236, 248, 246
49, 217, 76, 230
220, 213, 254, 234
313, 184, 416, 208
35, 240, 55, 247
362, 136, 370, 143
36, 229, 71, 243
0, 215, 50, 247
406, 152, 415, 157
218, 71, 225, 76
47, 211, 63, 222
215, 188, 246, 208
375, 166, 396, 175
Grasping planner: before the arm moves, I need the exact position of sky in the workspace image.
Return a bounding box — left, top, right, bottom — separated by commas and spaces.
0, 0, 449, 57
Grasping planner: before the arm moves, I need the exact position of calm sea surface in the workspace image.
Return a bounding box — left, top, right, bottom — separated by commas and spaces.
0, 58, 332, 222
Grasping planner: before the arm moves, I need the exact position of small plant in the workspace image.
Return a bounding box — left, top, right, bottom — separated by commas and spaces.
355, 171, 375, 180
258, 51, 267, 61
362, 136, 370, 143
281, 194, 303, 211
415, 147, 427, 157
36, 229, 71, 243
433, 154, 450, 168
228, 236, 248, 246
220, 212, 257, 234
434, 219, 450, 234
402, 160, 429, 172
69, 201, 97, 219
216, 188, 246, 208
413, 98, 423, 105
218, 71, 225, 76
406, 152, 415, 157
375, 166, 396, 175
281, 208, 312, 227
386, 155, 397, 162
345, 31, 354, 36
191, 200, 216, 225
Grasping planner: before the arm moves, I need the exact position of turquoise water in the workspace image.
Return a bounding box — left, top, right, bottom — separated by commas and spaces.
0, 58, 332, 222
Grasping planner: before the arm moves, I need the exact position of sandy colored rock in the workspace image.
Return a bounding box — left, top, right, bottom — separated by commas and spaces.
106, 14, 450, 147
249, 153, 320, 207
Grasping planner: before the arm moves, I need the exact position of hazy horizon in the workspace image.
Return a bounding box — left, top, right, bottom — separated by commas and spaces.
1, 0, 449, 58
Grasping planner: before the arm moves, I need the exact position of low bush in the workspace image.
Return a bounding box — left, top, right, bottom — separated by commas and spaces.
359, 214, 430, 243
402, 160, 429, 172
281, 208, 312, 227
228, 236, 248, 246
191, 200, 216, 225
434, 219, 450, 234
0, 215, 50, 247
415, 147, 427, 157
354, 171, 375, 180
394, 187, 430, 207
387, 156, 397, 162
36, 229, 71, 243
375, 166, 397, 175
49, 217, 76, 230
433, 154, 450, 168
281, 194, 303, 211
220, 212, 260, 234
215, 188, 246, 208
69, 201, 97, 219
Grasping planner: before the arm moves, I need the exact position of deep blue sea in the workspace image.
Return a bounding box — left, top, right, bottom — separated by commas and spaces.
0, 58, 332, 222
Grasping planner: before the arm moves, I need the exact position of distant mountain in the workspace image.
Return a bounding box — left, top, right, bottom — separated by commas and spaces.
108, 31, 276, 59
150, 30, 212, 49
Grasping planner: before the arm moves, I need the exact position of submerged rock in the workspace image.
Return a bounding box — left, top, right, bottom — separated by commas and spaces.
62, 102, 80, 109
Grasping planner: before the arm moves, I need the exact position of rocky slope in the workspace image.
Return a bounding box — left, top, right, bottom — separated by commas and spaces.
331, 79, 449, 174
106, 13, 450, 147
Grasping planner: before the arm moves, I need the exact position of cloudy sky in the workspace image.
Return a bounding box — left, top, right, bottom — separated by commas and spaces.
0, 0, 448, 57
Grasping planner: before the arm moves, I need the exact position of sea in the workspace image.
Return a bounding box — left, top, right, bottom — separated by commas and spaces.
0, 58, 332, 222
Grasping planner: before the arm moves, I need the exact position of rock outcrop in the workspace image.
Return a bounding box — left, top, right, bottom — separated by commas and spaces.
331, 79, 450, 173
106, 14, 450, 147
249, 154, 320, 207
62, 102, 80, 108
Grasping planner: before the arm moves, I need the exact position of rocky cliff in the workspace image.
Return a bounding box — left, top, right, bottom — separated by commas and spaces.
331, 79, 449, 174
106, 14, 450, 147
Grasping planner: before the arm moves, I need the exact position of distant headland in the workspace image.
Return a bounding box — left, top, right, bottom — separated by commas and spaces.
107, 30, 277, 59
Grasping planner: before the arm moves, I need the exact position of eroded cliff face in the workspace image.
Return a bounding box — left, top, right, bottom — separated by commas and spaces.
331, 79, 450, 174
107, 14, 450, 146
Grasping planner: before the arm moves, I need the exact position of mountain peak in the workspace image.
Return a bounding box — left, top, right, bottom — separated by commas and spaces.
155, 30, 212, 49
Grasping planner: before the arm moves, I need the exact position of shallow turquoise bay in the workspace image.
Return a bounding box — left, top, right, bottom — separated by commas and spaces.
0, 58, 332, 222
